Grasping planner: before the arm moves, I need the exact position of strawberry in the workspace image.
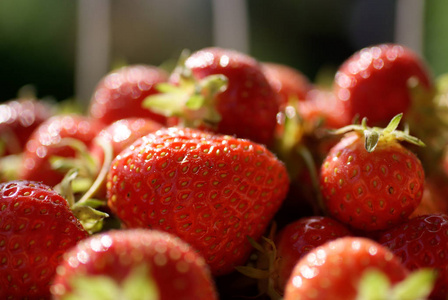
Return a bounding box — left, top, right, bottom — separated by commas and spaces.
283, 236, 434, 300
88, 64, 170, 125
0, 98, 54, 157
51, 229, 218, 300
89, 117, 164, 199
333, 43, 433, 126
319, 114, 425, 231
145, 47, 280, 146
19, 114, 105, 187
261, 62, 312, 107
0, 180, 89, 299
273, 216, 352, 294
378, 213, 448, 300
106, 127, 290, 275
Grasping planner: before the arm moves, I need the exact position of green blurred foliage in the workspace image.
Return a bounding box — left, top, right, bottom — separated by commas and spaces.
424, 0, 448, 78
0, 0, 76, 101
0, 0, 398, 103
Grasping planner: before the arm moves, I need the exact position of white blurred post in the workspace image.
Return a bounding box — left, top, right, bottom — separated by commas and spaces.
75, 0, 111, 106
394, 0, 424, 55
211, 0, 249, 53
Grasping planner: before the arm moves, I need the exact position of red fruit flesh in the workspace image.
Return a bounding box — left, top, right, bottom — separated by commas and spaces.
0, 180, 88, 299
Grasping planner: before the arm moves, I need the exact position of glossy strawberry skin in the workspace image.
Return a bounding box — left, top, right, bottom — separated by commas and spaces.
89, 64, 169, 125
284, 237, 408, 300
0, 180, 88, 299
261, 62, 312, 107
107, 127, 290, 275
378, 214, 448, 300
182, 47, 280, 146
333, 43, 432, 126
19, 114, 105, 187
320, 133, 425, 231
274, 216, 352, 293
0, 98, 54, 156
51, 229, 218, 300
90, 118, 164, 198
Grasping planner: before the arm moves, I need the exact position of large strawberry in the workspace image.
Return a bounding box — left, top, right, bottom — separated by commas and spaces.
88, 64, 169, 125
333, 43, 433, 126
319, 114, 425, 231
19, 114, 105, 187
378, 213, 448, 300
106, 127, 290, 275
284, 236, 434, 300
0, 180, 89, 299
145, 47, 280, 146
51, 229, 218, 300
0, 98, 54, 157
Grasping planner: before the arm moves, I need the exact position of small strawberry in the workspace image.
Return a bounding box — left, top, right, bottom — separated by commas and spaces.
144, 47, 280, 146
0, 180, 89, 299
261, 62, 312, 107
19, 114, 105, 187
88, 64, 170, 125
106, 127, 290, 275
236, 216, 352, 299
0, 98, 54, 157
89, 117, 164, 199
378, 213, 448, 300
273, 216, 352, 294
333, 43, 433, 126
319, 114, 425, 231
51, 229, 218, 300
284, 237, 434, 300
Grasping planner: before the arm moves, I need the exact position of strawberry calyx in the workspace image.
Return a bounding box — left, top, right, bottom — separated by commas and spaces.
332, 113, 425, 153
235, 225, 283, 300
143, 51, 228, 130
356, 268, 436, 300
53, 137, 114, 234
52, 264, 160, 300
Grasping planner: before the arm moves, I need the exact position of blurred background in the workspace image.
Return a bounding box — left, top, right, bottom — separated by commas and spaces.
0, 0, 446, 106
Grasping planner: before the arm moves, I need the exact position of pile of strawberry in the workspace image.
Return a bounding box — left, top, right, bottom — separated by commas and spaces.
1, 44, 448, 299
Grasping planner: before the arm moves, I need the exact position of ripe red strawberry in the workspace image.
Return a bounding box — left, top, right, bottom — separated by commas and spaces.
378, 213, 448, 300
319, 114, 425, 231
147, 47, 280, 146
261, 62, 312, 107
89, 117, 164, 198
283, 237, 410, 300
273, 216, 352, 294
0, 98, 54, 156
88, 64, 169, 125
333, 43, 433, 126
106, 127, 290, 275
51, 229, 218, 300
90, 117, 164, 167
19, 114, 105, 187
0, 180, 89, 299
